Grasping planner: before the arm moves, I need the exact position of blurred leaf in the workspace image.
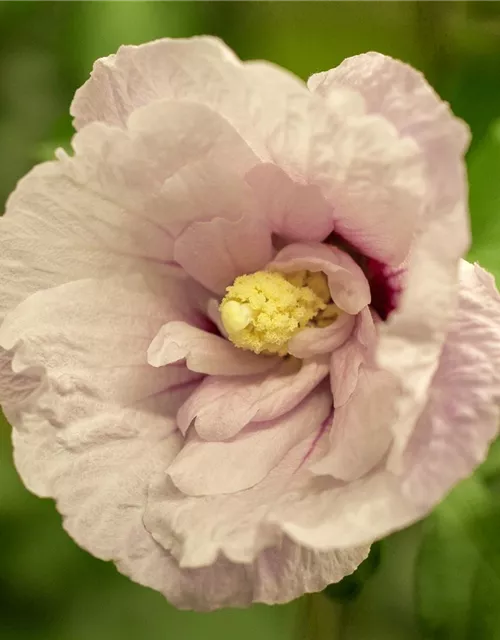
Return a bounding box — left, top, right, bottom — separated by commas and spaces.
416, 476, 500, 640
324, 542, 382, 603
467, 118, 500, 280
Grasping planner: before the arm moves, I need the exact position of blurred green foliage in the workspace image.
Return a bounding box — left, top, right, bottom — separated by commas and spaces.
1, 2, 500, 639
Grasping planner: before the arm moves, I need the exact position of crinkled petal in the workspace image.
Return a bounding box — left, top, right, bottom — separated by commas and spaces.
246, 163, 334, 242
66, 99, 259, 240
73, 39, 425, 266
310, 53, 471, 468
0, 274, 201, 507
271, 262, 500, 550
314, 309, 391, 482
400, 262, 500, 507
9, 389, 364, 612
0, 276, 201, 419
329, 308, 376, 408
148, 321, 278, 376
308, 52, 469, 165
177, 356, 330, 441
168, 387, 332, 496
0, 160, 177, 325
71, 37, 242, 130
260, 93, 426, 265
313, 366, 396, 481
0, 100, 253, 325
145, 402, 367, 570
71, 37, 307, 162
0, 277, 366, 611
165, 539, 368, 610
269, 242, 371, 314
174, 214, 273, 295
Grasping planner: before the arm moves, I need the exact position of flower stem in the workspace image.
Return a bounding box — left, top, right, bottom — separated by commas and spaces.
299, 593, 345, 640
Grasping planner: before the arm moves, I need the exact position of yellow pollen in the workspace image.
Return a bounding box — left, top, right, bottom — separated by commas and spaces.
219, 270, 336, 356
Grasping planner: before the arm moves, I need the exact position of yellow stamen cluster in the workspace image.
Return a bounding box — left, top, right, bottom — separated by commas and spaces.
219, 270, 339, 356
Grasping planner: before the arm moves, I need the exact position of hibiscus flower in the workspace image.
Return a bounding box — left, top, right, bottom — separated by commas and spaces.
1, 37, 499, 611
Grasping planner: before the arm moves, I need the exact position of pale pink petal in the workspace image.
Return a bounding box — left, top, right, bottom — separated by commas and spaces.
246, 163, 334, 241
374, 127, 469, 462
0, 276, 201, 416
329, 308, 377, 407
0, 347, 40, 409
177, 356, 330, 441
313, 366, 396, 481
399, 261, 500, 507
314, 310, 392, 482
174, 214, 273, 295
308, 52, 469, 167
8, 397, 365, 611
269, 242, 371, 314
271, 262, 500, 550
377, 203, 469, 471
158, 160, 261, 238
166, 540, 368, 610
287, 312, 355, 359
0, 290, 363, 611
308, 53, 471, 466
168, 387, 332, 496
0, 161, 177, 325
71, 37, 242, 130
66, 100, 259, 241
145, 410, 368, 570
260, 92, 426, 265
73, 40, 425, 266
0, 275, 199, 553
71, 37, 308, 162
0, 101, 254, 325
147, 321, 278, 376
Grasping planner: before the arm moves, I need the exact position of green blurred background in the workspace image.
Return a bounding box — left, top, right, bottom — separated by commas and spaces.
1, 2, 500, 639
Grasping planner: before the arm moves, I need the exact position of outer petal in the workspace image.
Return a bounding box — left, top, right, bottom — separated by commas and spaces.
0, 277, 366, 610
72, 39, 425, 265
400, 262, 500, 507
71, 37, 242, 130
269, 242, 371, 314
260, 94, 426, 265
177, 356, 330, 441
71, 37, 308, 161
308, 52, 469, 165
66, 99, 259, 243
271, 262, 500, 550
148, 321, 278, 376
145, 407, 367, 569
0, 276, 201, 418
0, 160, 177, 324
168, 387, 332, 496
0, 274, 201, 505
310, 53, 471, 466
0, 100, 255, 325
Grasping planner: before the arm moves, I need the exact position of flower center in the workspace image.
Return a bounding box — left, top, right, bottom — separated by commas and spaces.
219, 270, 339, 355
